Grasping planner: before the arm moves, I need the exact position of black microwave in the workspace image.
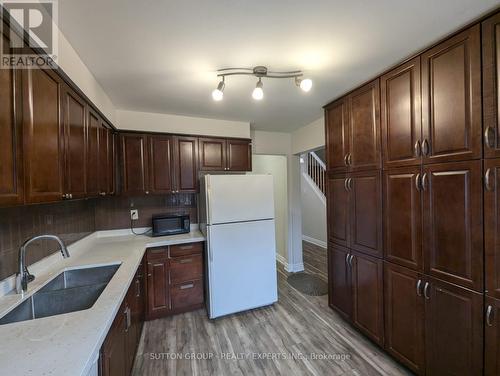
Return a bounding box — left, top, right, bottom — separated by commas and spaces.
152, 214, 190, 237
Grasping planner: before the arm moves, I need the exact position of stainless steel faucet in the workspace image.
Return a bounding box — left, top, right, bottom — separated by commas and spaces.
16, 235, 70, 294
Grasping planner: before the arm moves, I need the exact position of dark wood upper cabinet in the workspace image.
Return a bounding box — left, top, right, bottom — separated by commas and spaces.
120, 133, 149, 195
351, 251, 384, 346
485, 158, 500, 299
62, 85, 86, 199
149, 135, 174, 194
381, 57, 422, 168
384, 262, 425, 374
325, 97, 350, 173
485, 296, 500, 376
328, 245, 352, 319
423, 160, 483, 292
383, 166, 422, 270
22, 68, 64, 204
98, 121, 115, 196
348, 79, 381, 171
327, 175, 350, 249
173, 136, 198, 193
349, 170, 383, 258
227, 139, 252, 171
424, 277, 483, 376
199, 137, 226, 171
0, 35, 23, 206
86, 108, 100, 197
421, 25, 482, 164
483, 12, 500, 158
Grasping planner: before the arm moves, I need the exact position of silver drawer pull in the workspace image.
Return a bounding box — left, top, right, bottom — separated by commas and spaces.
179, 245, 194, 250
180, 283, 194, 290
179, 258, 193, 264
487, 305, 494, 327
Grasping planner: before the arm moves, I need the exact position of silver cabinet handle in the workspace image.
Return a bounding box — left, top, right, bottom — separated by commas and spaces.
178, 258, 193, 264
421, 172, 428, 191
348, 254, 354, 267
136, 279, 140, 298
422, 139, 430, 156
179, 245, 194, 250
416, 279, 423, 296
485, 126, 496, 149
348, 177, 353, 191
347, 153, 352, 166
423, 282, 430, 300
485, 168, 494, 191
344, 178, 349, 192
344, 154, 349, 166
345, 253, 350, 265
415, 173, 421, 191
124, 307, 131, 331
487, 305, 494, 327
414, 140, 422, 157
180, 283, 194, 290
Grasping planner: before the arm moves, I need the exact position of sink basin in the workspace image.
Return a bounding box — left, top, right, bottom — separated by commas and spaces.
0, 264, 120, 326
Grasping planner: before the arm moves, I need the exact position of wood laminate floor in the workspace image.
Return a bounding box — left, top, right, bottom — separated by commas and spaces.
132, 241, 410, 376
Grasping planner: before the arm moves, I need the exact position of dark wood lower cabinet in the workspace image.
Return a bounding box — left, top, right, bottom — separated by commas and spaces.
100, 263, 145, 376
145, 242, 205, 320
384, 262, 425, 374
328, 245, 352, 319
424, 277, 483, 376
485, 296, 500, 376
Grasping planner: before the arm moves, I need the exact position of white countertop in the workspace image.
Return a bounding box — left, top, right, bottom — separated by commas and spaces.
0, 229, 205, 376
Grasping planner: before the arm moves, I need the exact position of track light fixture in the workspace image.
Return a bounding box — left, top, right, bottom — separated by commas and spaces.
211, 66, 312, 101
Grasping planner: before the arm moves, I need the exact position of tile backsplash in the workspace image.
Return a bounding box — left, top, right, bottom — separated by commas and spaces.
0, 194, 197, 281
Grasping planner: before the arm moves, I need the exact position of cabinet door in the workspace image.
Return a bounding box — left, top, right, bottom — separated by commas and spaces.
327, 175, 350, 248
485, 158, 500, 299
173, 136, 198, 192
381, 57, 422, 168
424, 277, 483, 376
120, 133, 149, 195
483, 13, 500, 158
328, 245, 352, 319
0, 35, 23, 206
351, 251, 384, 345
384, 262, 425, 374
348, 79, 381, 171
149, 135, 174, 194
421, 25, 481, 163
325, 98, 350, 172
100, 305, 127, 376
423, 161, 483, 291
199, 137, 226, 171
383, 167, 422, 270
485, 296, 500, 376
349, 170, 383, 257
62, 86, 86, 199
86, 108, 100, 197
146, 260, 169, 320
22, 68, 64, 203
227, 139, 252, 171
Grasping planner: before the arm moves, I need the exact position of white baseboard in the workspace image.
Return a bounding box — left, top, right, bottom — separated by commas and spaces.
302, 235, 327, 249
285, 262, 305, 273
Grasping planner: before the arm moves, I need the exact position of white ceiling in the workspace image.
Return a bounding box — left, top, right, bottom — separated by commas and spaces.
58, 0, 499, 132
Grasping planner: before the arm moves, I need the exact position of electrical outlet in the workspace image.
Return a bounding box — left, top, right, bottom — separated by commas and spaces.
130, 209, 139, 221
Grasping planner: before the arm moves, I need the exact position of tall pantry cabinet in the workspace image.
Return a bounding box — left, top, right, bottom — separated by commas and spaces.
325, 13, 499, 375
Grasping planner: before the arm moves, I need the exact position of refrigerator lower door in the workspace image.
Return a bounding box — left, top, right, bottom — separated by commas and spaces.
206, 219, 278, 319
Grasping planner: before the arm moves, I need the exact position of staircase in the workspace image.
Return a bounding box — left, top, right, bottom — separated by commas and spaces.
306, 151, 326, 196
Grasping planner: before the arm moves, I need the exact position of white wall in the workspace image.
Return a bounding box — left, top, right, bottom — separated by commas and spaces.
300, 163, 327, 247
251, 155, 288, 262
292, 116, 325, 155
116, 110, 250, 138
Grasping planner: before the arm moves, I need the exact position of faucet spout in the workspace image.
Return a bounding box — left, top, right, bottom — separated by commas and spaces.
16, 235, 70, 294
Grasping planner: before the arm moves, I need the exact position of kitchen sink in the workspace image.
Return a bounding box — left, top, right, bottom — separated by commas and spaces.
0, 264, 120, 326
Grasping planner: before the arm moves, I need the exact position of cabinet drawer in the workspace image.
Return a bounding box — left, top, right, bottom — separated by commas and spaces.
146, 247, 168, 260
170, 279, 204, 310
170, 254, 203, 284
169, 242, 203, 257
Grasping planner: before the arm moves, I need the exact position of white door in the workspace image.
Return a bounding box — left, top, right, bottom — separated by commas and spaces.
207, 220, 278, 318
206, 175, 275, 224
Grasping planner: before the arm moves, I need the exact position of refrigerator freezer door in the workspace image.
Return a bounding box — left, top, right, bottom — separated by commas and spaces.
206, 174, 275, 224
206, 220, 278, 319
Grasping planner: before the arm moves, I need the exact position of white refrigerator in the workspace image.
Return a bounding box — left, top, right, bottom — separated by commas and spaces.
199, 174, 278, 319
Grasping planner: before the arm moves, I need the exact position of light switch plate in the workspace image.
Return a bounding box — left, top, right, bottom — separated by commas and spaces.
130, 209, 139, 221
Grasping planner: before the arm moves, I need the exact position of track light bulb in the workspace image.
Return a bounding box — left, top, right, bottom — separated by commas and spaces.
296, 77, 312, 92
212, 79, 225, 101
252, 78, 264, 100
